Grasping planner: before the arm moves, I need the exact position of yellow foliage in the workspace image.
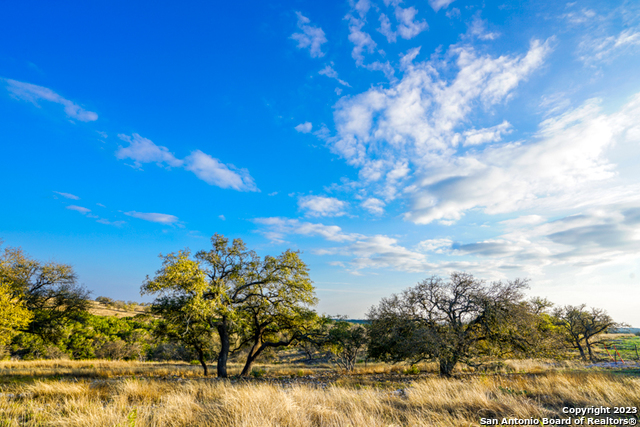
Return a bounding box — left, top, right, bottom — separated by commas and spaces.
0, 281, 32, 346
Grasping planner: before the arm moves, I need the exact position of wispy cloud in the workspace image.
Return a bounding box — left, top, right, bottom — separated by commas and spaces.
254, 217, 360, 243
96, 218, 126, 227
295, 122, 313, 133
428, 0, 455, 12
395, 6, 428, 40
124, 211, 180, 225
298, 195, 348, 217
254, 217, 431, 274
466, 13, 499, 41
116, 134, 258, 192
183, 150, 258, 192
463, 120, 512, 146
66, 205, 91, 214
291, 12, 327, 58
3, 78, 98, 122
578, 28, 640, 64
325, 38, 552, 221
346, 15, 377, 66
116, 134, 183, 168
377, 6, 428, 43
318, 64, 350, 87
54, 191, 80, 200
361, 197, 385, 215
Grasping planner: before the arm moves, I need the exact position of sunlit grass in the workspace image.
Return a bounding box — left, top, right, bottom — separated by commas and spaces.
0, 359, 638, 426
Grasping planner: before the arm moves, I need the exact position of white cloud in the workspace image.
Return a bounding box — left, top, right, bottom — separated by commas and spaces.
254, 217, 360, 243
406, 94, 640, 224
446, 8, 461, 19
3, 78, 98, 122
417, 238, 453, 253
318, 64, 350, 86
291, 12, 327, 58
438, 204, 640, 275
96, 218, 126, 227
330, 39, 551, 171
500, 215, 545, 229
66, 205, 91, 214
579, 28, 640, 64
345, 234, 431, 272
254, 217, 432, 273
298, 195, 348, 217
428, 0, 455, 12
395, 6, 428, 40
116, 134, 183, 168
124, 211, 179, 224
116, 134, 257, 191
463, 120, 512, 146
54, 191, 80, 200
563, 8, 597, 25
352, 0, 371, 17
346, 15, 377, 66
183, 150, 258, 192
295, 122, 313, 133
361, 197, 385, 215
466, 14, 499, 41
377, 14, 396, 43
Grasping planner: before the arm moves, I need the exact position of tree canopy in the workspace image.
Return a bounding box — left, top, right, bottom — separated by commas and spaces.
367, 272, 531, 376
142, 234, 318, 377
0, 245, 90, 343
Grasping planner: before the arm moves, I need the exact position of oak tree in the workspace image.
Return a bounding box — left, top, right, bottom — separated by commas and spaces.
142, 234, 317, 377
367, 272, 529, 376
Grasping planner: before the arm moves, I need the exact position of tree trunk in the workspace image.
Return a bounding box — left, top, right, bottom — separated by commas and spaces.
241, 345, 263, 377
585, 340, 595, 362
439, 357, 457, 377
216, 317, 230, 378
576, 341, 587, 361
197, 347, 209, 376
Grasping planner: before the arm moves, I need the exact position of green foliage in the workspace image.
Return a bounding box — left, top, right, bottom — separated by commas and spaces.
325, 320, 367, 371
142, 234, 320, 378
402, 365, 420, 375
367, 272, 532, 376
0, 245, 90, 343
0, 282, 32, 346
250, 368, 266, 378
554, 304, 619, 362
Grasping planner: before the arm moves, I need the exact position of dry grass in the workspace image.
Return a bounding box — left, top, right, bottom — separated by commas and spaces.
1, 360, 639, 426
0, 358, 587, 382
87, 301, 146, 318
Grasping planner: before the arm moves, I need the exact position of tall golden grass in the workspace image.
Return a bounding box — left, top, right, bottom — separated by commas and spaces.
1, 360, 638, 426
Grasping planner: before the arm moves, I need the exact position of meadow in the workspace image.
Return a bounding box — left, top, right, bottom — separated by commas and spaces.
1, 358, 639, 426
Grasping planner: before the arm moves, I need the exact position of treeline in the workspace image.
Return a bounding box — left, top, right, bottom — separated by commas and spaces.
0, 237, 624, 377
94, 296, 149, 311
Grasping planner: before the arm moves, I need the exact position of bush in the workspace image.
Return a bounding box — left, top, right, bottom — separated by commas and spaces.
250, 368, 266, 378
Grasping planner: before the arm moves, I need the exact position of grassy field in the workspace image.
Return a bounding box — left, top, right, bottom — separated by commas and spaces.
0, 359, 639, 426
87, 301, 147, 319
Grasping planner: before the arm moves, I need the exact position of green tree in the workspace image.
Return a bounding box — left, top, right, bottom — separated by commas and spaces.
142, 234, 318, 378
367, 272, 529, 377
0, 282, 32, 347
325, 320, 367, 371
236, 258, 318, 376
554, 304, 618, 362
151, 296, 217, 375
0, 245, 90, 343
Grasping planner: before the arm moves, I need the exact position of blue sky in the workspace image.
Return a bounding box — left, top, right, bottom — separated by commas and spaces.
2, 0, 640, 325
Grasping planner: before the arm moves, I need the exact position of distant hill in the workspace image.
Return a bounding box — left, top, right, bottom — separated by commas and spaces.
88, 300, 147, 318
346, 319, 370, 325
